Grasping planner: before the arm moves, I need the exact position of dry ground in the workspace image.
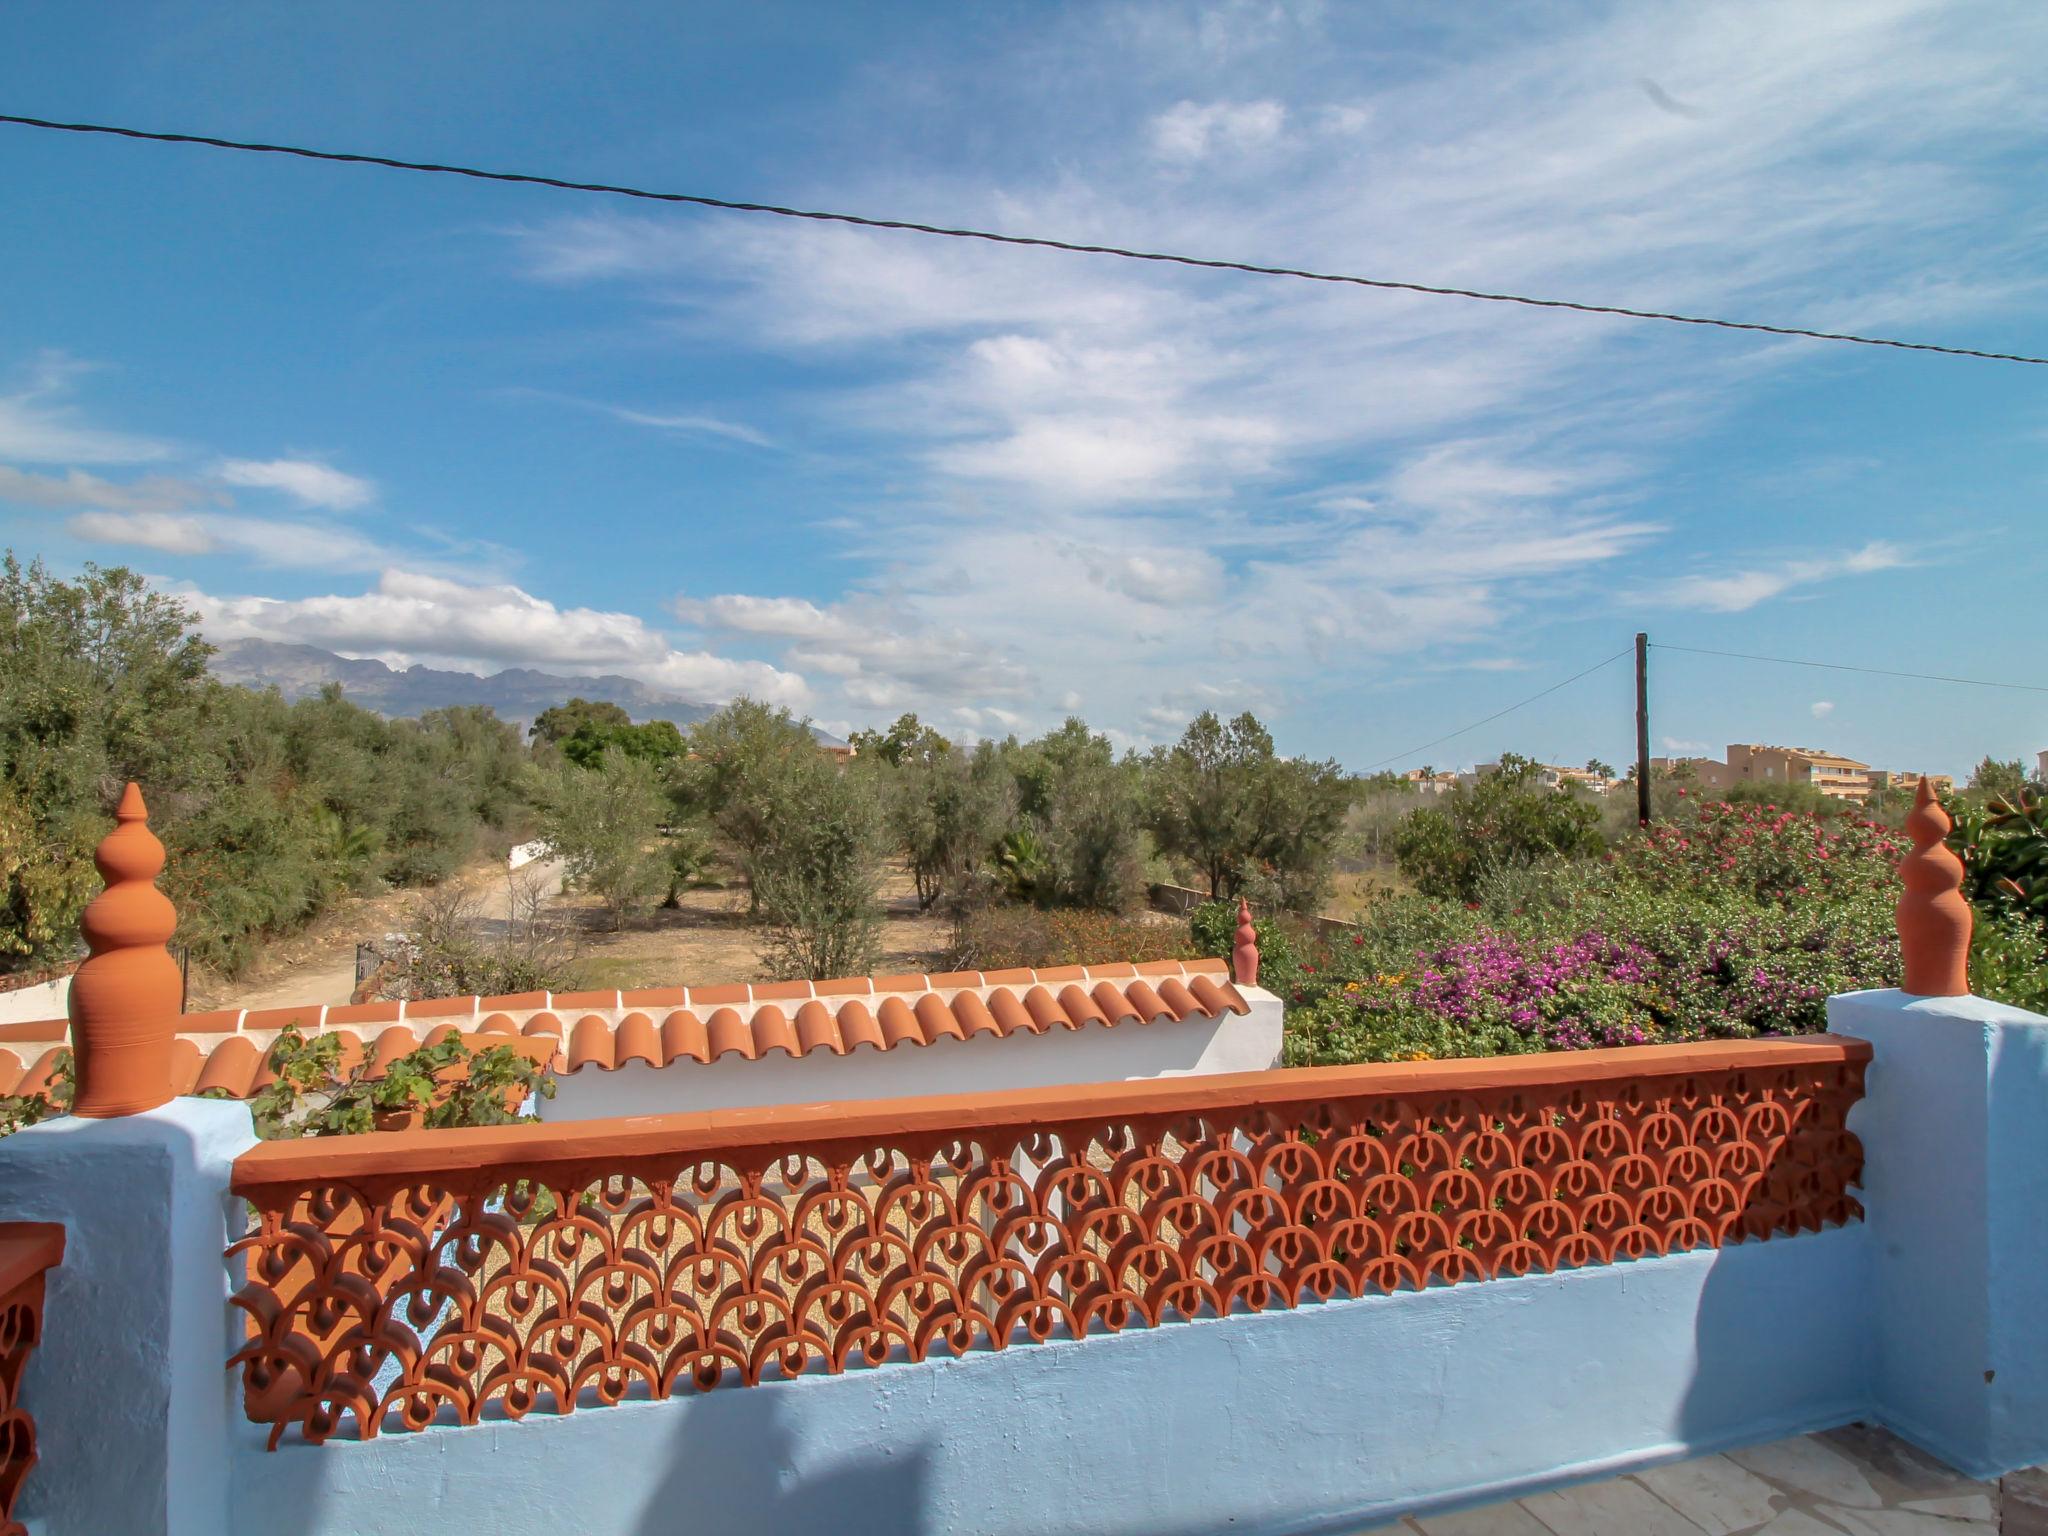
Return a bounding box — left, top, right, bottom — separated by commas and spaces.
561, 860, 954, 991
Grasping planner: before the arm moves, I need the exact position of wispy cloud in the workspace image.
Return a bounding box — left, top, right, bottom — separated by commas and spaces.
67, 510, 391, 570
499, 0, 2042, 738
0, 465, 222, 513
1652, 542, 1909, 613
0, 352, 169, 465
215, 458, 374, 510
1148, 99, 1286, 161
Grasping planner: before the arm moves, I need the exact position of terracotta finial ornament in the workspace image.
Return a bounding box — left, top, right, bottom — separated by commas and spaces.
67, 783, 182, 1117
1232, 896, 1260, 988
1897, 777, 1971, 998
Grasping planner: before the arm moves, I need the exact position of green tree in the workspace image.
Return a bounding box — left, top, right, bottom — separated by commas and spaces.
674, 698, 823, 912
884, 739, 1014, 909
1020, 719, 1146, 911
0, 557, 214, 965
1146, 710, 1349, 907
530, 697, 631, 744
1969, 756, 2031, 803
534, 749, 666, 928
558, 717, 687, 770
1394, 753, 1606, 901
752, 755, 885, 979
847, 712, 949, 768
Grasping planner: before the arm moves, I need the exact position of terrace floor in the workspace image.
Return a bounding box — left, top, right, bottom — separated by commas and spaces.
1350, 1424, 2044, 1535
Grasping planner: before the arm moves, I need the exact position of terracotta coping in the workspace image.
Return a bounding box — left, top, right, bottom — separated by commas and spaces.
230, 1034, 1871, 1193
0, 1222, 65, 1299
1, 959, 1252, 1100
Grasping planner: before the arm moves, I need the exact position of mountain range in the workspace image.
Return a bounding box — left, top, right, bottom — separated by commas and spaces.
207, 640, 724, 733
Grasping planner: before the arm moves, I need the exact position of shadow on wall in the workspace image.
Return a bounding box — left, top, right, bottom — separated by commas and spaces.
630, 1385, 936, 1536
1672, 1138, 1871, 1459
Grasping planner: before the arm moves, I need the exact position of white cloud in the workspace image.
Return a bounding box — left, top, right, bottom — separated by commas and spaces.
0, 353, 169, 464
1653, 542, 1909, 613
215, 458, 374, 510
67, 510, 392, 570
501, 0, 2046, 740
0, 465, 220, 513
185, 570, 809, 705
1149, 99, 1286, 161
604, 407, 776, 450
1811, 700, 1836, 719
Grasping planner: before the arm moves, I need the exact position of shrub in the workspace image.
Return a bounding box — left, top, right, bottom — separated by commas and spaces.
1393, 755, 1605, 901
373, 881, 578, 1001
946, 904, 1193, 972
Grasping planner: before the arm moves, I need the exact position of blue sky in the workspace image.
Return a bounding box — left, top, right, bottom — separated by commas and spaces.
2, 0, 2043, 776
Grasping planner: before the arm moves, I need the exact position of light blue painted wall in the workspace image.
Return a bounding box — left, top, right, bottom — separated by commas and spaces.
0, 1096, 256, 1536
1829, 986, 2048, 1479
228, 1228, 1872, 1536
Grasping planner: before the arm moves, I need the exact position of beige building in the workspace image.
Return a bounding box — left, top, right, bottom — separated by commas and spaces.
1651, 745, 1954, 805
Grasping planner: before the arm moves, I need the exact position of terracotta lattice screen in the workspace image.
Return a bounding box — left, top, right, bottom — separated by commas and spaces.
227, 1038, 1870, 1447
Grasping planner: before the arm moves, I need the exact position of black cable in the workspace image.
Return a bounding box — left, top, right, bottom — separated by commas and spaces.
1362, 649, 1632, 771
5, 112, 2047, 367
1651, 643, 2048, 695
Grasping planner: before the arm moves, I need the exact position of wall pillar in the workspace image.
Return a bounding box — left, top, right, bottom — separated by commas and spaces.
1828, 987, 2048, 1479
0, 1097, 257, 1535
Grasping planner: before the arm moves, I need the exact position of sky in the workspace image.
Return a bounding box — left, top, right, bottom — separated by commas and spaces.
2, 0, 2044, 777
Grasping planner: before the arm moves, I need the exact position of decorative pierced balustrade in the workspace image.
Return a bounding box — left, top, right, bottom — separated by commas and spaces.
228, 1038, 1869, 1447
0, 1224, 64, 1536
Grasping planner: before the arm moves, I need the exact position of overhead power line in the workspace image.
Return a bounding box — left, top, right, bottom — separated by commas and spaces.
5, 112, 2048, 367
1362, 649, 1632, 771
1651, 643, 2048, 696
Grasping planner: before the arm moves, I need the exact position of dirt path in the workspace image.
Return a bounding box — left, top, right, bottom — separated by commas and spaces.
186, 856, 564, 1013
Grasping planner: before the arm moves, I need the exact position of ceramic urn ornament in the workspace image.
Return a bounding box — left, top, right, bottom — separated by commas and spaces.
1896, 777, 1971, 998
66, 783, 182, 1116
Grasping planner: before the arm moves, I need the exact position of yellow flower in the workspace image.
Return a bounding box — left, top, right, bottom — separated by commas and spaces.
1401, 1049, 1433, 1061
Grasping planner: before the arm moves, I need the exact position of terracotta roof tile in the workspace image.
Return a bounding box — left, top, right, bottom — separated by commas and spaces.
689, 983, 750, 1006
243, 1006, 323, 1034
0, 959, 1252, 1100
705, 1007, 756, 1061
406, 996, 477, 1020
568, 1015, 614, 1072
612, 1012, 660, 1069
813, 976, 874, 998
622, 985, 687, 1009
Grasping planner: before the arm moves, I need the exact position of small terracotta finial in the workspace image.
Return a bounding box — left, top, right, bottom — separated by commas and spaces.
1232, 896, 1260, 988
1897, 777, 1971, 998
66, 783, 183, 1117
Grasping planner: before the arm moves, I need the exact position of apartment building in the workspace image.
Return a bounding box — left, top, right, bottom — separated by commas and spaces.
1650, 745, 1956, 805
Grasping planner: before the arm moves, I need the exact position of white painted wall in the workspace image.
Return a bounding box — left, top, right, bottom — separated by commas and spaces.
0, 973, 69, 1025
540, 990, 1284, 1121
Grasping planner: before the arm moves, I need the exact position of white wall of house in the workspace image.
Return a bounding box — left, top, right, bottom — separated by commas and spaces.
0, 972, 70, 1025
539, 989, 1284, 1121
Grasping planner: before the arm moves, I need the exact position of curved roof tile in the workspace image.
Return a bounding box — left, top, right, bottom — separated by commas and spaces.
0, 959, 1250, 1099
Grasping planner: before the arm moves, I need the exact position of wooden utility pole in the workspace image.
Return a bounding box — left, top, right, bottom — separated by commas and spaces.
1635, 632, 1652, 826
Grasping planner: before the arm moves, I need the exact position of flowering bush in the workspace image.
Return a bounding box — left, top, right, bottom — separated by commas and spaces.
1265, 803, 1909, 1066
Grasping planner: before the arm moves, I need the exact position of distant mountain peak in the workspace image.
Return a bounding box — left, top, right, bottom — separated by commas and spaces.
207, 639, 719, 732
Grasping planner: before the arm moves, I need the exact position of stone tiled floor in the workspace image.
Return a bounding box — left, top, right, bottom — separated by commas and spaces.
1348, 1424, 2028, 1535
